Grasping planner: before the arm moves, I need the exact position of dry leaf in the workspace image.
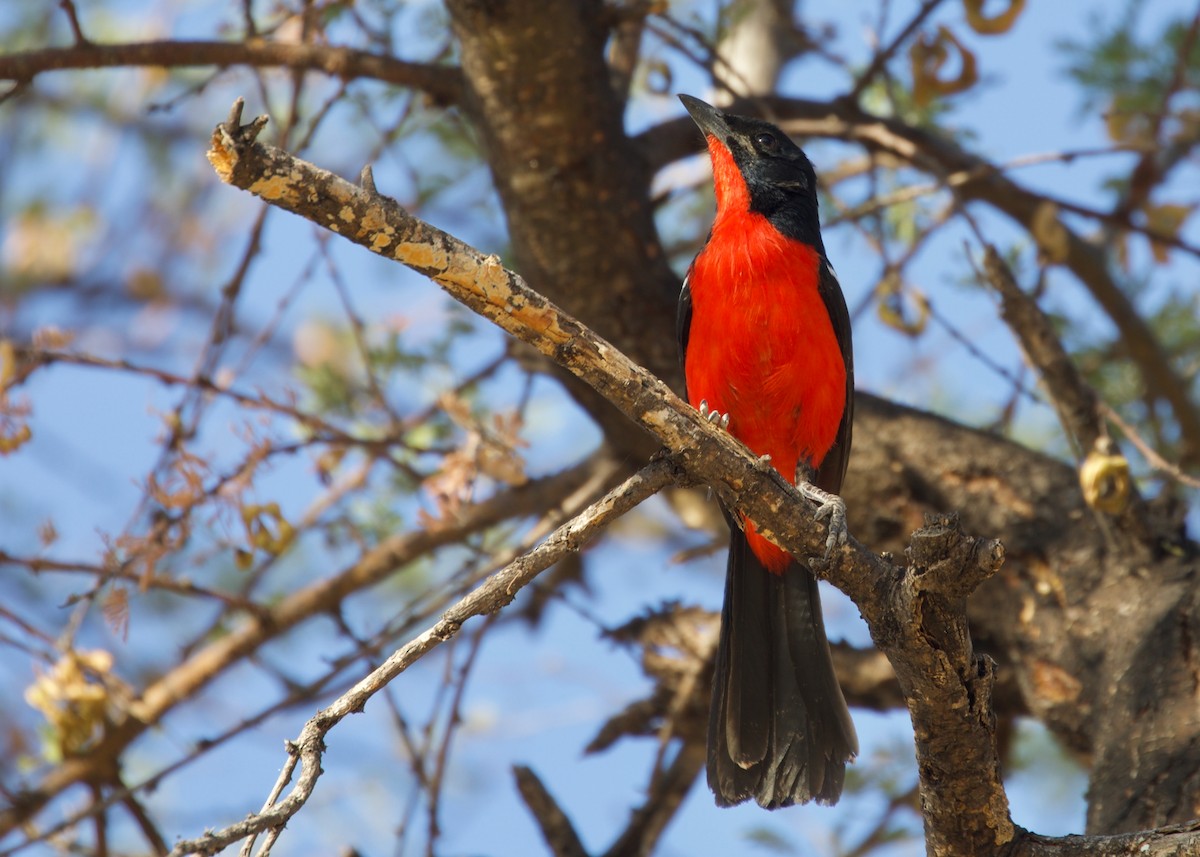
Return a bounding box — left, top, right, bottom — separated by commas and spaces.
24, 649, 115, 759
911, 26, 979, 107
1142, 202, 1192, 264
241, 502, 296, 555
103, 587, 131, 641
1032, 201, 1069, 265
963, 0, 1025, 35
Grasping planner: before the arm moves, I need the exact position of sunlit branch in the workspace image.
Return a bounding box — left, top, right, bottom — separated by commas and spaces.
204, 101, 1016, 855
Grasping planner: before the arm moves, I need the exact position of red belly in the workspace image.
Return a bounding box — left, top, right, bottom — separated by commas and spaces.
685, 212, 846, 571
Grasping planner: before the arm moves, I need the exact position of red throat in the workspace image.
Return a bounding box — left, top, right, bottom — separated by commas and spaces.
706, 136, 750, 219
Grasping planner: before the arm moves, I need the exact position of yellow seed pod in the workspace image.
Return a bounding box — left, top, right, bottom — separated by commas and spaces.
1079, 442, 1131, 515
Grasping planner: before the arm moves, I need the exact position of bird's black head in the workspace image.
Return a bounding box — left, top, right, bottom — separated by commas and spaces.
679, 94, 823, 251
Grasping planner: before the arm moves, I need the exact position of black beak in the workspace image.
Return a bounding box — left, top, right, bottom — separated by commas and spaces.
679, 94, 730, 141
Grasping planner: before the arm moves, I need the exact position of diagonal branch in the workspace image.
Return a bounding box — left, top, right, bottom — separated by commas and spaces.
204, 100, 1016, 856
168, 455, 681, 857
0, 453, 614, 839
974, 245, 1103, 454
844, 0, 949, 103
205, 99, 858, 565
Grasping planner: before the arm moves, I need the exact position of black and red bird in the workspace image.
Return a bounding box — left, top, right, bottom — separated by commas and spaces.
677, 95, 857, 808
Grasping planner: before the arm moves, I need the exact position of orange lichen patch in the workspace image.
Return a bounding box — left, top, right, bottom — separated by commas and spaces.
358, 205, 391, 234
394, 241, 450, 272
206, 134, 236, 182
248, 171, 303, 204
358, 206, 397, 251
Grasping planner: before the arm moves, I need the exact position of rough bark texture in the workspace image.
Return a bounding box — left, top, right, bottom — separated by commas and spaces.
846, 397, 1200, 835
204, 115, 1017, 853
446, 0, 679, 383
440, 3, 1200, 844
3, 2, 1200, 854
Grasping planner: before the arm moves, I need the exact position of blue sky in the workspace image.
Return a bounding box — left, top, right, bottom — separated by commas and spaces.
3, 1, 1198, 855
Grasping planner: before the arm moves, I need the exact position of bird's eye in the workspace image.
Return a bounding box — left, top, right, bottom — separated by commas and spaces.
755, 132, 779, 151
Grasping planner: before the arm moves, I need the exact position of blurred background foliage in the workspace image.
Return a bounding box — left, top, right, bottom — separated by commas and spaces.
1, 0, 1198, 855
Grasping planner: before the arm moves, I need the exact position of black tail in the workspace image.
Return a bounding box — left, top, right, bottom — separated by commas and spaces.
707, 526, 858, 808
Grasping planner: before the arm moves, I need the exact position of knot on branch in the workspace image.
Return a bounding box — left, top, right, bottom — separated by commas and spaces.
907, 512, 1004, 599
207, 98, 269, 184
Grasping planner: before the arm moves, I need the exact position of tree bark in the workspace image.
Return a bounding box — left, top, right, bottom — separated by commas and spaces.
441, 0, 1200, 841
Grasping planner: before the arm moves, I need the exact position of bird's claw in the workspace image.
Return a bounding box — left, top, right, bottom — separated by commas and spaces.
698, 399, 730, 430
798, 482, 849, 557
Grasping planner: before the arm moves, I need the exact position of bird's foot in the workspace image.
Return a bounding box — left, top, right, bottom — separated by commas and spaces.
698, 399, 730, 430
797, 481, 848, 557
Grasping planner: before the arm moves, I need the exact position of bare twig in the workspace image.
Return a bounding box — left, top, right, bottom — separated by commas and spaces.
514, 766, 589, 857
1099, 402, 1200, 490
1112, 7, 1200, 222
601, 739, 706, 857
168, 456, 680, 857
0, 454, 606, 839
57, 0, 90, 45
845, 0, 947, 103
971, 244, 1103, 456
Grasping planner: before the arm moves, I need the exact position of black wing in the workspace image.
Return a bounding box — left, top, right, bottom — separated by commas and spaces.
814, 260, 853, 495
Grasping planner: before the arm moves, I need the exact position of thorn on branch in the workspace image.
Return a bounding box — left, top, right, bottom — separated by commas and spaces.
221, 98, 269, 144
58, 0, 91, 45
359, 165, 377, 195
208, 99, 270, 185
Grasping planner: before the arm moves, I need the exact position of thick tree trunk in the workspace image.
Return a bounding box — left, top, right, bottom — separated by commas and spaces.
444, 0, 1200, 843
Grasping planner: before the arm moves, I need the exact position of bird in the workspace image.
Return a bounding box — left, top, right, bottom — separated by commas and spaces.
676, 94, 857, 809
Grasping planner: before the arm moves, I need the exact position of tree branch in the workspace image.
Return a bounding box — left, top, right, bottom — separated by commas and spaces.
204, 101, 1018, 855
167, 455, 680, 857
638, 96, 1200, 464
0, 453, 615, 838
974, 246, 1103, 453
0, 40, 462, 105
513, 766, 589, 857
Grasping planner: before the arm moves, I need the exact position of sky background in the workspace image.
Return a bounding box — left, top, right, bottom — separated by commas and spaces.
3, 1, 1198, 855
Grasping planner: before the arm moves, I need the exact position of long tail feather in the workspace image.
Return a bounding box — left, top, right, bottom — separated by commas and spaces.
707, 527, 858, 808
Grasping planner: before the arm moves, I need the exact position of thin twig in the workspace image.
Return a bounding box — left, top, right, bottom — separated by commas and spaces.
845, 0, 946, 103
57, 0, 90, 45
1099, 402, 1200, 489
966, 239, 1104, 458
167, 456, 680, 856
